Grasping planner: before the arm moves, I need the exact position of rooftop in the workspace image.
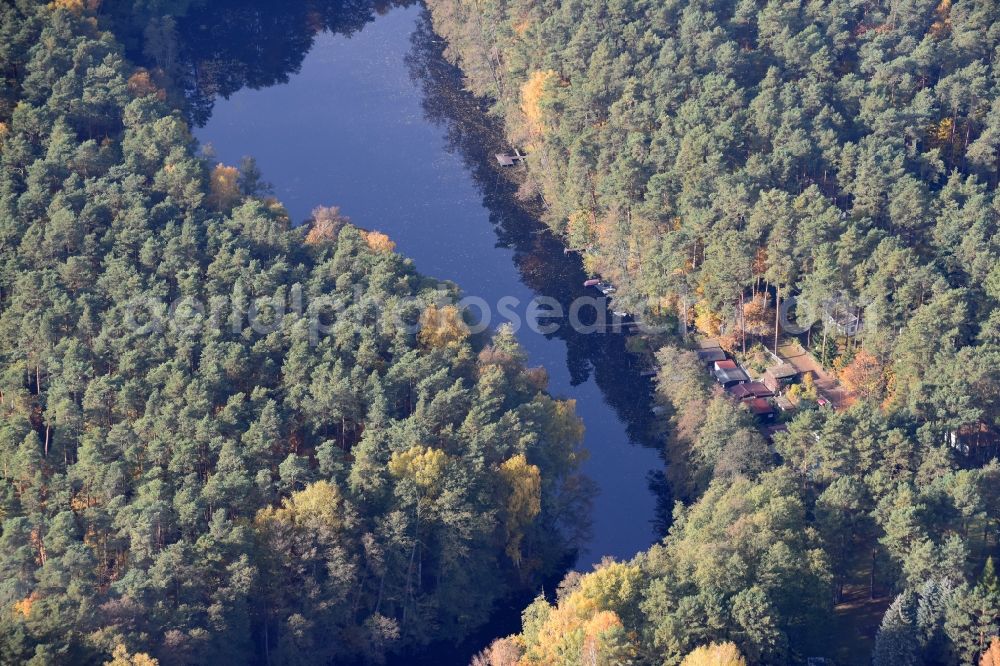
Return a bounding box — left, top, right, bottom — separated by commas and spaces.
729, 383, 776, 400
714, 363, 750, 386
728, 383, 753, 399
698, 348, 727, 364
767, 363, 799, 379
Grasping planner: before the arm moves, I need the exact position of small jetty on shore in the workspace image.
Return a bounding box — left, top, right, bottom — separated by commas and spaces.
582, 278, 617, 296
495, 149, 526, 166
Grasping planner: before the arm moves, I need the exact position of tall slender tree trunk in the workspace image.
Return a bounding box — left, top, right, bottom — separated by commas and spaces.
740, 291, 746, 355
773, 285, 781, 355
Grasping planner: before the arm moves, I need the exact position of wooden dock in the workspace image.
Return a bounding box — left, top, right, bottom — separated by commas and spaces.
495, 149, 526, 166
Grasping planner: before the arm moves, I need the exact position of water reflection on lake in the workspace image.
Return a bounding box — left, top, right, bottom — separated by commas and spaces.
189, 0, 667, 578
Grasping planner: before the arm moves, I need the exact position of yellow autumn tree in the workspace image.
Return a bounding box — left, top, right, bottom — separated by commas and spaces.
363, 230, 396, 253
304, 205, 349, 245
932, 117, 955, 145
207, 163, 240, 210
126, 70, 165, 100
788, 371, 818, 403
49, 0, 85, 14
566, 210, 592, 250
581, 610, 628, 663
255, 480, 345, 533
693, 301, 723, 337
680, 642, 747, 666
741, 292, 772, 336
104, 644, 159, 666
692, 300, 738, 351
13, 592, 37, 618
418, 304, 469, 350
931, 0, 952, 36
521, 70, 557, 136
572, 559, 643, 615
470, 637, 522, 666
499, 454, 541, 565
388, 445, 450, 497
839, 348, 887, 402
519, 561, 642, 664
527, 603, 631, 664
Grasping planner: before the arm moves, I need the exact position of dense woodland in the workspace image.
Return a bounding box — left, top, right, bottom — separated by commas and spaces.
426, 0, 1000, 663
0, 2, 588, 663
1, 0, 999, 663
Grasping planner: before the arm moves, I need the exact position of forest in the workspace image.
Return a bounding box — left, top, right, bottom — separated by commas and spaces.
424, 0, 1000, 663
0, 2, 588, 663
1, 0, 999, 664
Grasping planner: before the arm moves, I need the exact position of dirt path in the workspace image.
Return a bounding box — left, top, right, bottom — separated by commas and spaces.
777, 341, 855, 411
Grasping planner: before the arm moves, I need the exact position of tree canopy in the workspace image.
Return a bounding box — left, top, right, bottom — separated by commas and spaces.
0, 3, 585, 663
428, 0, 1000, 661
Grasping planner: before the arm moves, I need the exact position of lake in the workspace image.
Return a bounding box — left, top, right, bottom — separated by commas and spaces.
190, 0, 664, 584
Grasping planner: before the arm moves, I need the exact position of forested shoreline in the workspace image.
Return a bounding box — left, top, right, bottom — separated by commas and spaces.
0, 2, 588, 663
425, 0, 1000, 663
1, 0, 999, 663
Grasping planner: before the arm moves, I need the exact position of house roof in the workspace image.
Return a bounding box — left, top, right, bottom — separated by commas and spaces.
728, 382, 772, 400
728, 384, 753, 400
767, 363, 799, 379
715, 359, 738, 370
698, 348, 727, 364
714, 365, 750, 385
748, 398, 775, 415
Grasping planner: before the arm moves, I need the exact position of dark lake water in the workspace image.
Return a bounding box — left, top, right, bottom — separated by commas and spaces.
191, 1, 663, 576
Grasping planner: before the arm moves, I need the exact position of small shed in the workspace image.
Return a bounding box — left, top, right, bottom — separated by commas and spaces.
698, 348, 727, 364
713, 359, 750, 387
747, 397, 776, 421
763, 363, 800, 393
